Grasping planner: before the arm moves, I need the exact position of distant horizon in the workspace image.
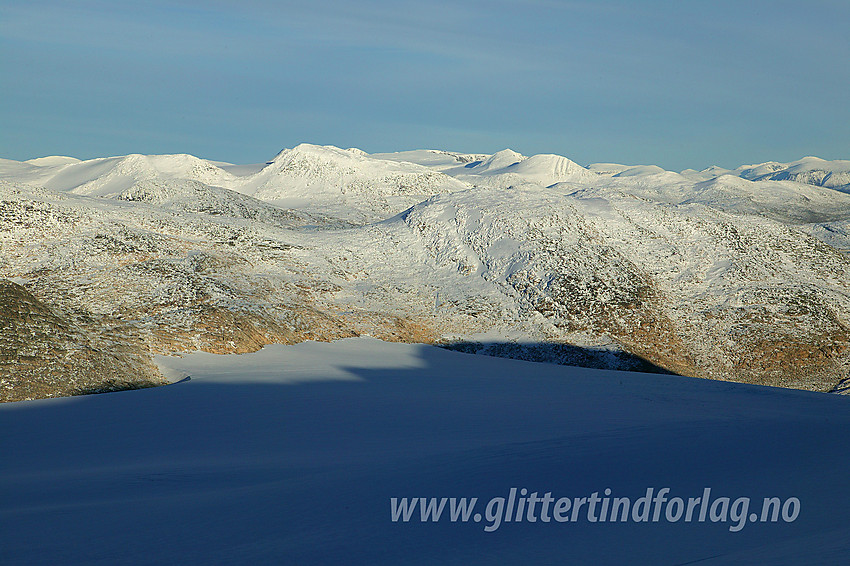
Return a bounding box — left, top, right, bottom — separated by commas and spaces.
5, 143, 848, 174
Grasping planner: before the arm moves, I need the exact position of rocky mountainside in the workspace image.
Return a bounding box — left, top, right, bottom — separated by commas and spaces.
0, 279, 162, 400
1, 146, 849, 400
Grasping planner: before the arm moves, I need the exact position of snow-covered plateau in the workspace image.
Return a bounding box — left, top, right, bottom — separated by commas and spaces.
2, 144, 850, 400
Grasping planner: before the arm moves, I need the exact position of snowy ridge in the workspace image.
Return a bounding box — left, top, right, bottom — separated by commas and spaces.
736, 156, 850, 192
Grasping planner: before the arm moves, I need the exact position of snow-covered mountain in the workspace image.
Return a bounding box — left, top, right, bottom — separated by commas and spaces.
234, 143, 471, 223
396, 184, 850, 387
735, 156, 850, 192
7, 153, 238, 196
600, 156, 850, 195
422, 148, 598, 189
2, 145, 849, 400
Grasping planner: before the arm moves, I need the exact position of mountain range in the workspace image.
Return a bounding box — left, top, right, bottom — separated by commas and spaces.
2, 145, 849, 401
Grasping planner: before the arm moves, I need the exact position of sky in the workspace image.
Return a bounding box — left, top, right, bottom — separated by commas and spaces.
1, 0, 848, 171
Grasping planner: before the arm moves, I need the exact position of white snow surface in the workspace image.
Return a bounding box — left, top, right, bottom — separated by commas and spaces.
1, 338, 849, 564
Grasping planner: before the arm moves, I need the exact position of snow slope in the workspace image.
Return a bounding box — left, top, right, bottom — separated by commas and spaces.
0, 158, 45, 180
1, 338, 849, 565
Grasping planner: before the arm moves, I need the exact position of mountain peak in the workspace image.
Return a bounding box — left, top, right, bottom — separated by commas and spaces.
476, 149, 525, 172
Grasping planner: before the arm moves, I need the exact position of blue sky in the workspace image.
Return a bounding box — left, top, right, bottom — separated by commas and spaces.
1, 0, 848, 170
